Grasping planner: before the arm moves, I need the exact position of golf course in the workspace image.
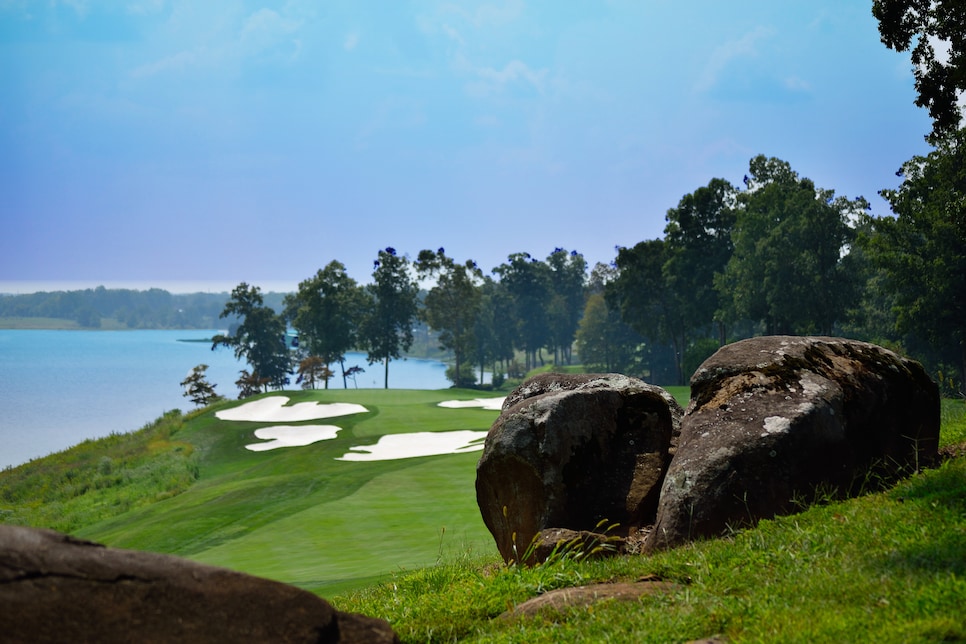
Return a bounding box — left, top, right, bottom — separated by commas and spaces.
56, 388, 523, 597
3, 385, 965, 642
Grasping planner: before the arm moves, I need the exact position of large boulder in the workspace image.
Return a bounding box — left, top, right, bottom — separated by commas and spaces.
476, 373, 683, 563
646, 336, 940, 551
0, 525, 398, 643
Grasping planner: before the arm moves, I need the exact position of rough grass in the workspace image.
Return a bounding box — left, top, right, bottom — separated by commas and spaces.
0, 410, 198, 533
337, 454, 966, 643
333, 396, 966, 642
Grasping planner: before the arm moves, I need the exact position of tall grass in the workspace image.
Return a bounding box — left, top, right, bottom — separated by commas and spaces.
0, 410, 198, 533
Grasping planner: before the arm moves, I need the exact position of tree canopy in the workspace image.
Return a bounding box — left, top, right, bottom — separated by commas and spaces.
361, 248, 419, 389
284, 261, 366, 388
873, 0, 966, 138
212, 283, 291, 393
716, 156, 864, 336
863, 128, 966, 385
416, 248, 483, 388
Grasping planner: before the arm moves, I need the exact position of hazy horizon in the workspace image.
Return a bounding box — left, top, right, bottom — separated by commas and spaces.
0, 280, 300, 296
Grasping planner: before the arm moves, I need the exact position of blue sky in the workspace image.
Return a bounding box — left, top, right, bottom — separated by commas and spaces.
0, 1, 933, 293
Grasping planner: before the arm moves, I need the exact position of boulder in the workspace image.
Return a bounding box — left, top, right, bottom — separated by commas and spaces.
476, 373, 682, 564
0, 525, 398, 644
500, 578, 679, 619
646, 336, 939, 551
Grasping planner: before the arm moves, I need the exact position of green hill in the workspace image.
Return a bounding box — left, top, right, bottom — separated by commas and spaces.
2, 387, 963, 642
1, 388, 515, 596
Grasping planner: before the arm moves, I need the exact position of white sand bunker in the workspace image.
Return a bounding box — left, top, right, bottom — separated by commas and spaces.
437, 397, 506, 411
216, 396, 368, 422
245, 425, 342, 452
336, 430, 488, 462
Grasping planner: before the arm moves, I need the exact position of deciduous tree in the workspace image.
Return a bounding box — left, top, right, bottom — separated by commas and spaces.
212, 283, 291, 393
864, 129, 966, 386
873, 0, 966, 138
416, 248, 483, 388
493, 253, 552, 370
284, 261, 366, 388
664, 178, 737, 344
609, 239, 688, 383
180, 364, 221, 407
361, 248, 419, 389
715, 156, 863, 337
296, 356, 333, 390
545, 248, 587, 365
577, 263, 643, 374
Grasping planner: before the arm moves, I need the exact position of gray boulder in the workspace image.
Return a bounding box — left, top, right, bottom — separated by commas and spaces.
0, 525, 398, 643
476, 373, 682, 564
646, 336, 939, 551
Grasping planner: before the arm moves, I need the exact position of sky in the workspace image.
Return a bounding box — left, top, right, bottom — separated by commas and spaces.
0, 0, 935, 294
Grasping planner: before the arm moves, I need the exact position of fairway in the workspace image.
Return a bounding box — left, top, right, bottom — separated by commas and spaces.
76, 388, 507, 596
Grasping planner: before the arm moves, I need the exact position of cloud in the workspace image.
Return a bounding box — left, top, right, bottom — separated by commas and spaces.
126, 0, 163, 15
466, 59, 548, 97
344, 30, 359, 51
694, 25, 775, 94
130, 6, 303, 78
240, 7, 301, 58
131, 48, 198, 78
57, 0, 89, 17
472, 0, 524, 27
783, 75, 811, 93
441, 23, 463, 45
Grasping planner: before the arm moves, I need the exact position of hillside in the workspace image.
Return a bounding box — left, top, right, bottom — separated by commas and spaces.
0, 388, 515, 596
2, 388, 963, 642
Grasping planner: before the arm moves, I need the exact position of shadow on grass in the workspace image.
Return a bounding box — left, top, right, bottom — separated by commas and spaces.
876, 458, 966, 575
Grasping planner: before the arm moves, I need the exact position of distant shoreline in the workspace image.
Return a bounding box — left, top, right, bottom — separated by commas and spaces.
0, 318, 216, 331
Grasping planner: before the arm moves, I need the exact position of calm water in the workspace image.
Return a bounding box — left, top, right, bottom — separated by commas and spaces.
0, 330, 449, 469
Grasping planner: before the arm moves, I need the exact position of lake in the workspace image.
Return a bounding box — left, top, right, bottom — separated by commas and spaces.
0, 330, 450, 469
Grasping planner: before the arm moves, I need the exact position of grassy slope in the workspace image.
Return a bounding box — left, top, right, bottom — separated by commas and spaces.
337, 399, 966, 642
72, 388, 504, 596
3, 385, 962, 641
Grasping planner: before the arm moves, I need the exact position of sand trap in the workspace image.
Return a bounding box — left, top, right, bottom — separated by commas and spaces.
245, 425, 342, 452
437, 397, 506, 411
336, 430, 488, 462
216, 396, 368, 422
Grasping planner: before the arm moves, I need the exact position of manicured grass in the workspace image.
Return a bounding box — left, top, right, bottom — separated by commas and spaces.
663, 385, 690, 409
67, 388, 504, 593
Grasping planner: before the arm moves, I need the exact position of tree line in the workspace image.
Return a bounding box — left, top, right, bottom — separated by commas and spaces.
211, 246, 589, 393
4, 138, 963, 398
0, 286, 287, 330
208, 141, 964, 397
598, 144, 963, 394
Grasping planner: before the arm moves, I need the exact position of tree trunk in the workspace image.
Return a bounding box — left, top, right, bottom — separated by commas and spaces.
383, 356, 390, 389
